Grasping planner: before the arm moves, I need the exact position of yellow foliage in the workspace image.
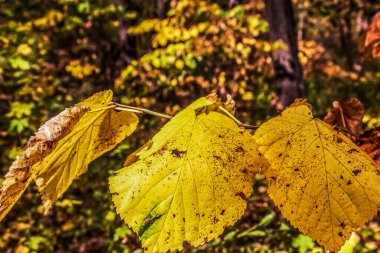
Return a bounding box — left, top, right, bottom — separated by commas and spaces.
34, 90, 139, 211
110, 96, 267, 253
16, 44, 33, 56
363, 114, 380, 129
0, 90, 138, 220
0, 106, 90, 221
65, 60, 100, 79
254, 100, 380, 251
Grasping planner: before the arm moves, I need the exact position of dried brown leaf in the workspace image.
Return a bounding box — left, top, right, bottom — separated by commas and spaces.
324, 98, 364, 135
356, 126, 380, 166
359, 12, 380, 59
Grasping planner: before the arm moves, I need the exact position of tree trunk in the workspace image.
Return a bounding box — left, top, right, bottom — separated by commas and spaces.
265, 0, 306, 110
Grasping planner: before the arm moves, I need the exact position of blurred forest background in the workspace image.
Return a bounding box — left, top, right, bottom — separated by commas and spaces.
1, 0, 380, 252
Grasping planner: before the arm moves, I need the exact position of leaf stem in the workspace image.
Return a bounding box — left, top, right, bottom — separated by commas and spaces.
218, 106, 259, 130
110, 102, 259, 130
114, 107, 143, 114
334, 126, 359, 137
110, 102, 173, 119
87, 105, 117, 113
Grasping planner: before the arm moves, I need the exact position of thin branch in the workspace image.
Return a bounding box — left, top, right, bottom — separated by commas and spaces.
334, 126, 359, 137
218, 106, 259, 130
110, 102, 259, 130
114, 107, 143, 114
240, 123, 259, 130
87, 105, 116, 113
110, 102, 172, 119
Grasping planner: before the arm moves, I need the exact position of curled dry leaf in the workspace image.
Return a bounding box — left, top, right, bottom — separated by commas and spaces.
0, 106, 90, 221
0, 90, 139, 220
110, 96, 268, 253
324, 98, 364, 135
358, 12, 380, 59
356, 127, 380, 166
34, 90, 139, 211
254, 99, 380, 251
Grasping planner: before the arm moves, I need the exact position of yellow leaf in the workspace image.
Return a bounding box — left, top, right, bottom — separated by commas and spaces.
0, 106, 90, 221
110, 96, 267, 253
254, 100, 380, 251
34, 90, 139, 211
174, 59, 184, 70
16, 44, 33, 56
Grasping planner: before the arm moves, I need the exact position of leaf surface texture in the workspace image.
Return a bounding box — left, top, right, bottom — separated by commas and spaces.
0, 106, 90, 220
35, 90, 139, 211
110, 97, 267, 253
254, 100, 380, 251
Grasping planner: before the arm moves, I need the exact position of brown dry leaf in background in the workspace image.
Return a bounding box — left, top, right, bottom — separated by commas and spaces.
356, 127, 380, 166
0, 106, 90, 221
324, 98, 364, 135
358, 12, 380, 59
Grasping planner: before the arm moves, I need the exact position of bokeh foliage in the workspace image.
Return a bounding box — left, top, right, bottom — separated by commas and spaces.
0, 0, 379, 252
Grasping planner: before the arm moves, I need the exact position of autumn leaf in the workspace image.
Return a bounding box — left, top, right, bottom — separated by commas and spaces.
324, 98, 364, 135
359, 12, 380, 59
34, 90, 139, 211
109, 96, 267, 253
254, 100, 380, 251
0, 106, 90, 221
356, 127, 380, 166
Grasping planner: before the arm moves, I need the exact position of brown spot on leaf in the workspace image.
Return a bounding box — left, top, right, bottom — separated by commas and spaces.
235, 192, 247, 201
348, 149, 358, 153
155, 144, 168, 157
171, 149, 186, 158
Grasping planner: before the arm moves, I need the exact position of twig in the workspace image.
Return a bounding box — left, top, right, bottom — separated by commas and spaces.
240, 123, 259, 130
218, 106, 259, 130
114, 107, 143, 114
334, 126, 359, 137
110, 102, 173, 119
110, 102, 259, 130
87, 105, 116, 113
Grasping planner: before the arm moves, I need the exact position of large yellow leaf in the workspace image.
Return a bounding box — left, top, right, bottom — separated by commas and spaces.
109, 96, 267, 253
34, 90, 139, 211
0, 106, 90, 221
254, 100, 380, 251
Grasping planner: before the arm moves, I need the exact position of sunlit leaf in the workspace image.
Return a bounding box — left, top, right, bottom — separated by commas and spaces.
254, 100, 380, 251
0, 106, 90, 221
35, 90, 139, 211
110, 96, 267, 253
